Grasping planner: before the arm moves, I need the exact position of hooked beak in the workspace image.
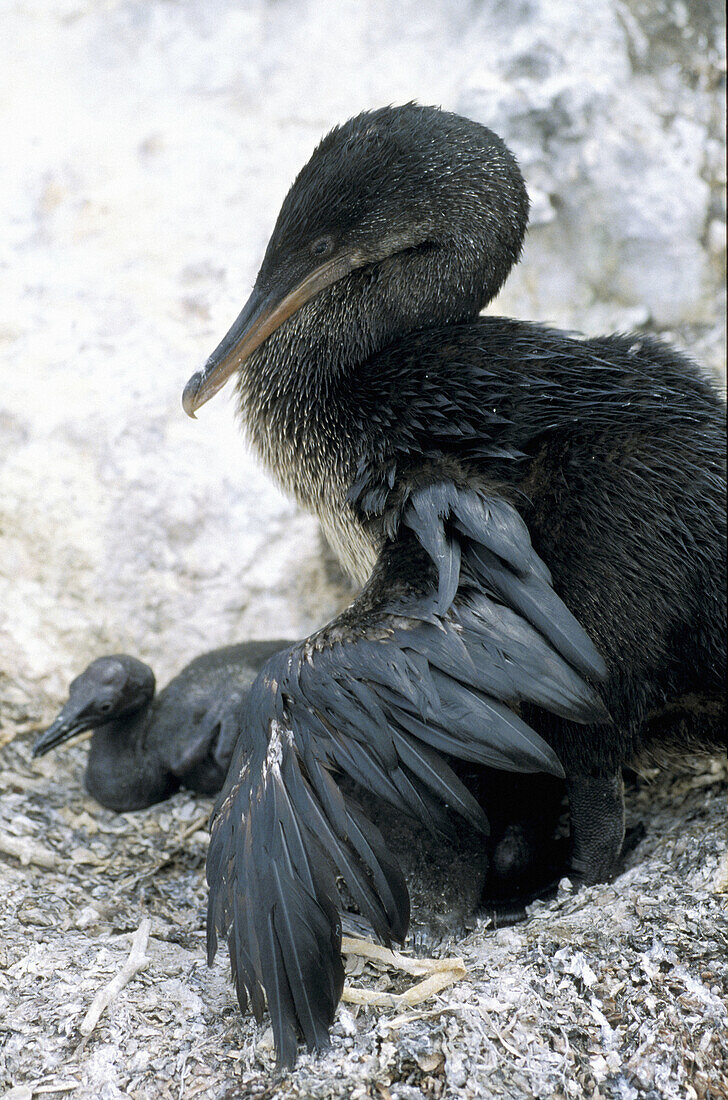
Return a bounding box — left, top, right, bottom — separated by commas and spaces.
32, 700, 98, 758
182, 252, 360, 417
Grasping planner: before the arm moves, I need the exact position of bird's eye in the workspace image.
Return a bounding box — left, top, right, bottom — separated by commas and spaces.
311, 236, 334, 257
99, 701, 113, 714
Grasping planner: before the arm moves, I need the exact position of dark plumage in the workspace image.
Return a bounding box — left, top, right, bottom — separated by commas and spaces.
32, 642, 288, 811
182, 104, 726, 1067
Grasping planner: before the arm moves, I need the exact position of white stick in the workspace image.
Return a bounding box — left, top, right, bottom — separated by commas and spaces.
79, 918, 151, 1037
0, 831, 61, 869
342, 934, 465, 977
342, 966, 466, 1008
341, 935, 467, 1009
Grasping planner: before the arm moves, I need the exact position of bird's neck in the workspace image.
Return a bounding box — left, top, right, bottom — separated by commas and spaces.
238, 347, 350, 511
237, 292, 383, 510
236, 269, 483, 513
86, 716, 177, 812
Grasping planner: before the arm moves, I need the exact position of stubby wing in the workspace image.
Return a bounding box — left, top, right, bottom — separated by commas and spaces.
206, 659, 411, 1067
207, 482, 609, 1066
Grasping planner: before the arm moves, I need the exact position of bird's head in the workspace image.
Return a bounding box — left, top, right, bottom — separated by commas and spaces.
183, 104, 529, 416
32, 656, 156, 757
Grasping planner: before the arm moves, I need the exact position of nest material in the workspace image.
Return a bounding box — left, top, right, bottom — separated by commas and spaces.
1, 697, 726, 1100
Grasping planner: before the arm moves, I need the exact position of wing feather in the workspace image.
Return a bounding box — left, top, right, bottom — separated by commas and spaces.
207, 482, 610, 1066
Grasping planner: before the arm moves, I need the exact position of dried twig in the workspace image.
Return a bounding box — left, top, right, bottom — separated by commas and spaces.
32, 1084, 80, 1095
341, 935, 466, 1008
342, 935, 465, 977
479, 1006, 524, 1059
79, 917, 151, 1037
343, 967, 466, 1008
0, 831, 62, 870
380, 1003, 462, 1032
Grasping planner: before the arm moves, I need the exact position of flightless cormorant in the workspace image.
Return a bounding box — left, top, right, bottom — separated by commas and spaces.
33, 642, 288, 811
182, 104, 726, 1066
35, 641, 568, 924
47, 103, 726, 1068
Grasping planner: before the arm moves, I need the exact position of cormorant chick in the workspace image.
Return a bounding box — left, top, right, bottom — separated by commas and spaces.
182, 104, 726, 1066
34, 643, 564, 922
32, 642, 287, 811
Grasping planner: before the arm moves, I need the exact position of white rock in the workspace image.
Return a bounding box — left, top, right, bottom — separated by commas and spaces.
1, 0, 723, 702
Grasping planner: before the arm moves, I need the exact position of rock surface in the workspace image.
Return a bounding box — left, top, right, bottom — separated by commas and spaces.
1, 1, 725, 1098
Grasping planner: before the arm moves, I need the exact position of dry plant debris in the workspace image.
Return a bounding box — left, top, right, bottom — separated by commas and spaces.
79, 918, 151, 1039
341, 936, 467, 1009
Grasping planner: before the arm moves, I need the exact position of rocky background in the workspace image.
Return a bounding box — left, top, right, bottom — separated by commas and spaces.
1, 1, 725, 1098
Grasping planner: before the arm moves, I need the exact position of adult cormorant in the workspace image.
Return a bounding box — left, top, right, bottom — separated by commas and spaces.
33, 642, 288, 811
180, 103, 725, 1067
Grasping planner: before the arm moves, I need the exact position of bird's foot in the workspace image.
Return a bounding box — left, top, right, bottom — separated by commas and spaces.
567, 819, 646, 885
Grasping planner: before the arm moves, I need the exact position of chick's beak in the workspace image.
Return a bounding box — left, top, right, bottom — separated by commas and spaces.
32, 699, 95, 757
182, 253, 358, 417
